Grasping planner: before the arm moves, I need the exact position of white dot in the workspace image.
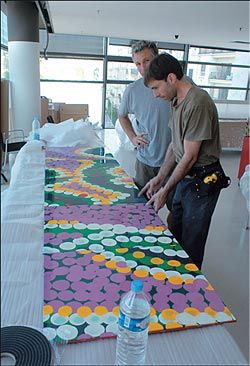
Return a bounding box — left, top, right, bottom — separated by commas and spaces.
87, 223, 100, 230
102, 238, 117, 247
57, 324, 78, 340
89, 244, 104, 253
43, 327, 56, 341
102, 251, 115, 259
176, 250, 189, 258
144, 236, 157, 243
150, 267, 165, 275
84, 324, 105, 337
126, 226, 138, 233
88, 233, 103, 241
130, 236, 143, 243
60, 242, 76, 250
150, 246, 164, 253
69, 314, 85, 325
100, 231, 114, 238
116, 235, 129, 243
126, 260, 137, 268
51, 314, 68, 326
73, 223, 87, 230
59, 224, 72, 229
158, 237, 172, 244
164, 249, 176, 256
73, 238, 89, 245
100, 224, 113, 230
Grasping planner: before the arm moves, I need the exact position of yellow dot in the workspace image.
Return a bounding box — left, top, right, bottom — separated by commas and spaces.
149, 322, 164, 332
184, 307, 200, 316
204, 306, 217, 317
151, 257, 164, 265
150, 307, 156, 317
168, 276, 183, 285
94, 306, 108, 315
48, 220, 57, 225
161, 309, 178, 320
185, 263, 199, 272
154, 226, 165, 231
133, 251, 145, 259
134, 269, 149, 278
116, 266, 131, 274
58, 220, 68, 225
153, 272, 167, 281
165, 322, 183, 330
112, 306, 120, 316
184, 278, 194, 284
43, 305, 53, 315
92, 254, 106, 262
145, 225, 154, 230
79, 249, 91, 254
116, 248, 128, 253
58, 305, 72, 317
223, 307, 233, 317
167, 260, 181, 267
77, 306, 92, 317
206, 283, 215, 291
105, 260, 117, 269
70, 220, 79, 225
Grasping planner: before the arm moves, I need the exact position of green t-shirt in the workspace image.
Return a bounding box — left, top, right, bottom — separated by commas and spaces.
169, 86, 221, 167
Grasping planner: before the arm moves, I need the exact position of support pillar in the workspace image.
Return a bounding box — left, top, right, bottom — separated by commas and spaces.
7, 1, 40, 136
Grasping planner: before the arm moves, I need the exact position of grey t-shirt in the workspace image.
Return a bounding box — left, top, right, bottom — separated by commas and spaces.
170, 86, 221, 167
118, 78, 171, 167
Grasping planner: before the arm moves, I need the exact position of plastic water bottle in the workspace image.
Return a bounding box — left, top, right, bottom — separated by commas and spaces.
32, 116, 40, 140
115, 280, 150, 365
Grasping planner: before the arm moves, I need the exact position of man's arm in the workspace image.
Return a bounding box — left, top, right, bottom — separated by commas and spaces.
119, 116, 149, 148
147, 139, 202, 212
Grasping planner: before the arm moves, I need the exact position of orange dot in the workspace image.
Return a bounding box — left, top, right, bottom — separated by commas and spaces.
153, 272, 167, 281
184, 307, 200, 316
154, 226, 165, 231
168, 276, 183, 285
145, 225, 154, 230
185, 263, 199, 272
184, 278, 194, 284
43, 305, 53, 315
223, 307, 233, 317
167, 260, 181, 267
151, 257, 164, 265
150, 307, 156, 317
105, 260, 117, 269
204, 306, 217, 317
116, 248, 128, 253
79, 249, 91, 254
112, 306, 120, 316
149, 322, 164, 332
134, 269, 149, 278
133, 251, 145, 259
94, 306, 108, 315
58, 305, 72, 317
92, 254, 106, 262
70, 220, 79, 225
77, 306, 92, 317
161, 309, 178, 320
116, 266, 131, 274
165, 322, 183, 330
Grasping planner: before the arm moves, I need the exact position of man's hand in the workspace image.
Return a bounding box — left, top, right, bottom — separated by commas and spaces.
146, 187, 168, 213
131, 133, 149, 148
139, 175, 163, 199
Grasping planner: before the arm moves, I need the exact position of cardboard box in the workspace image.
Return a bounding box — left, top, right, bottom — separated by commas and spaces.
40, 96, 49, 126
59, 104, 89, 122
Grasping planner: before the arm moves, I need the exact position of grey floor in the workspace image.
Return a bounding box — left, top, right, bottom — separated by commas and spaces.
1, 129, 249, 362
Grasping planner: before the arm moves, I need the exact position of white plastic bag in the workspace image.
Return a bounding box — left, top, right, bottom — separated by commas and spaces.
115, 115, 139, 151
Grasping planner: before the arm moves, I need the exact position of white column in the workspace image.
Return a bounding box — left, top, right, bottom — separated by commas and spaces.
8, 41, 41, 137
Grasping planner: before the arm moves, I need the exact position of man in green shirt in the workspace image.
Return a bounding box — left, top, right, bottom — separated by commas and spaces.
140, 53, 230, 269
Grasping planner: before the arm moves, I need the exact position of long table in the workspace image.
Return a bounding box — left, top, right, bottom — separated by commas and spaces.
1, 140, 247, 365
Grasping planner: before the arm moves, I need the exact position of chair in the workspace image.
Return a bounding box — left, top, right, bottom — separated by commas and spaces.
1, 129, 26, 169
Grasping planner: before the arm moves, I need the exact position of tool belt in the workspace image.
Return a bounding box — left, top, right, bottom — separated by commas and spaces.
187, 160, 231, 193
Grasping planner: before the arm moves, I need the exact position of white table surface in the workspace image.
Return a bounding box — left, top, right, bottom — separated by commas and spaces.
1, 141, 247, 365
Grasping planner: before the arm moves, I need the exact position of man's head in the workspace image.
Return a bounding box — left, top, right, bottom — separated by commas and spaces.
144, 53, 184, 101
131, 40, 158, 77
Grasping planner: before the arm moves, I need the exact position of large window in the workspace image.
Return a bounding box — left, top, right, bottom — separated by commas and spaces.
187, 47, 249, 101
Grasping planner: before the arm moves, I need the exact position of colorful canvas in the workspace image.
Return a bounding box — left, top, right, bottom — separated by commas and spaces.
43, 146, 236, 344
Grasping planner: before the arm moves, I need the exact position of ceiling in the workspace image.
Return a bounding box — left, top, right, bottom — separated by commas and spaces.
47, 1, 250, 51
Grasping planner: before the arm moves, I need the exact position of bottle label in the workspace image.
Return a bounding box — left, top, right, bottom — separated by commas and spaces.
118, 310, 149, 332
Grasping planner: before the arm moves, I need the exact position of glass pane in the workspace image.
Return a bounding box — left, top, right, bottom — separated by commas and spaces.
107, 61, 140, 81
189, 47, 250, 66
1, 48, 9, 79
203, 88, 247, 101
108, 45, 132, 57
40, 58, 103, 81
105, 84, 128, 128
40, 81, 103, 126
159, 49, 184, 60
1, 11, 8, 46
187, 64, 249, 88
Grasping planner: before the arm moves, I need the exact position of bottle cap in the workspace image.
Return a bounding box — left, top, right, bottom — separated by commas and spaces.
131, 280, 143, 293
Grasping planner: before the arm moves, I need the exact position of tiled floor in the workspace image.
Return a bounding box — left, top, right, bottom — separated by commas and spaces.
100, 128, 250, 362
1, 129, 249, 361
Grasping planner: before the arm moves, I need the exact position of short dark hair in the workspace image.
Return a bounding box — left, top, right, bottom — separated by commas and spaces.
131, 40, 158, 57
144, 53, 183, 86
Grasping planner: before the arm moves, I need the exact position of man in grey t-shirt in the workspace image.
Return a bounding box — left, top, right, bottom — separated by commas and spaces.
118, 40, 171, 193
